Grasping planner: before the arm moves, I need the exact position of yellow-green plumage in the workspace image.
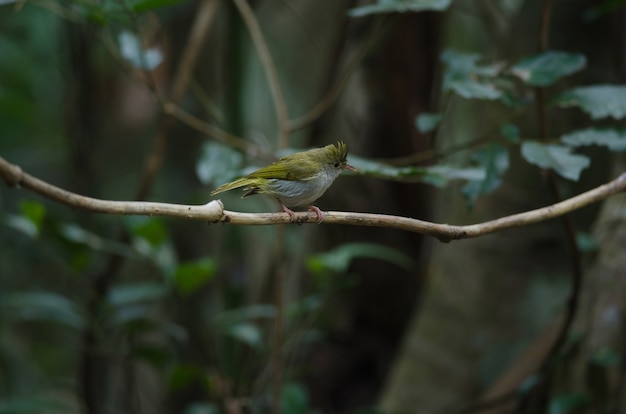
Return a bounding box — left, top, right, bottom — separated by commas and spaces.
211, 141, 355, 221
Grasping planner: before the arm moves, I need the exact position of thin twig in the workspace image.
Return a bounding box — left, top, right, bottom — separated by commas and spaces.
2, 156, 626, 242
286, 17, 382, 132
137, 0, 220, 200
163, 103, 276, 161
232, 0, 289, 149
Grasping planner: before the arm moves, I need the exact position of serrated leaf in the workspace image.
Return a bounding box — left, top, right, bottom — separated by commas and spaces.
441, 49, 504, 100
131, 0, 186, 13
521, 141, 590, 181
1, 292, 85, 330
554, 85, 626, 119
561, 128, 626, 151
348, 155, 484, 187
511, 51, 586, 86
174, 258, 216, 296
462, 144, 509, 205
307, 242, 414, 275
349, 0, 451, 17
108, 282, 169, 306
548, 393, 590, 414
415, 112, 441, 133
196, 141, 243, 186
118, 31, 163, 70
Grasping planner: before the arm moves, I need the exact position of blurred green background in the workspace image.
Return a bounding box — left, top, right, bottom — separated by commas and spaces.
1, 0, 626, 413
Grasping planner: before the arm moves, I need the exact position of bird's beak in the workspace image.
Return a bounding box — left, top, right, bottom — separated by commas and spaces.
344, 163, 357, 172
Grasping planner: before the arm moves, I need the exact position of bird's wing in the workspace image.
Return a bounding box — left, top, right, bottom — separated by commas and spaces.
247, 155, 318, 181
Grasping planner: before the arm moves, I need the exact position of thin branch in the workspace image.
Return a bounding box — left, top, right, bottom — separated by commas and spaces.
286, 17, 382, 132
163, 102, 276, 161
137, 0, 220, 200
2, 156, 626, 243
232, 0, 289, 149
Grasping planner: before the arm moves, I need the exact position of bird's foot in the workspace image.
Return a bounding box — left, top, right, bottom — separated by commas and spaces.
281, 204, 297, 222
308, 206, 324, 223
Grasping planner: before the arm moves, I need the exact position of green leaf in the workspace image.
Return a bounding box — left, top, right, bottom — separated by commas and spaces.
131, 0, 186, 13
196, 141, 244, 186
348, 155, 484, 187
561, 128, 626, 151
500, 122, 521, 143
4, 201, 47, 238
307, 242, 415, 275
511, 51, 586, 86
422, 165, 486, 188
441, 49, 504, 100
554, 85, 626, 119
462, 144, 509, 205
281, 382, 310, 414
349, 0, 452, 17
20, 200, 46, 232
174, 258, 216, 296
169, 364, 205, 391
213, 305, 276, 326
225, 322, 263, 348
108, 282, 169, 306
548, 393, 590, 414
415, 112, 442, 133
127, 218, 177, 273
521, 141, 590, 181
58, 223, 134, 256
118, 31, 163, 70
1, 292, 85, 330
128, 217, 169, 247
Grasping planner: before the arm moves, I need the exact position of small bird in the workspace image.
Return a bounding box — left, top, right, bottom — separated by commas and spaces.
211, 141, 356, 223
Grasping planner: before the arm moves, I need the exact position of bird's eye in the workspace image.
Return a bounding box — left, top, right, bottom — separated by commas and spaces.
334, 162, 340, 168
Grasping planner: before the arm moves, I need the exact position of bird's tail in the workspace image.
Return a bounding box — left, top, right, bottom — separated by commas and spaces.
210, 177, 250, 196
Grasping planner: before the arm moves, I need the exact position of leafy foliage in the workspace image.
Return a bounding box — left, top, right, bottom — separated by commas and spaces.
307, 242, 415, 275
521, 141, 590, 181
561, 128, 626, 151
441, 49, 505, 100
196, 141, 244, 187
349, 0, 452, 17
511, 51, 586, 86
462, 143, 509, 205
554, 85, 626, 120
415, 112, 442, 133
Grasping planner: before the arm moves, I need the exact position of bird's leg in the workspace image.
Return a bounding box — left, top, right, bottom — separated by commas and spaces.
280, 203, 297, 222
308, 206, 324, 223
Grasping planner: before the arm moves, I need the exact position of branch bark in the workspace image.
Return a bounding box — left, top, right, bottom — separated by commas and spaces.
2, 155, 625, 243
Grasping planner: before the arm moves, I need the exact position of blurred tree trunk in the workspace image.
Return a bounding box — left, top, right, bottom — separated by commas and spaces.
559, 156, 626, 412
